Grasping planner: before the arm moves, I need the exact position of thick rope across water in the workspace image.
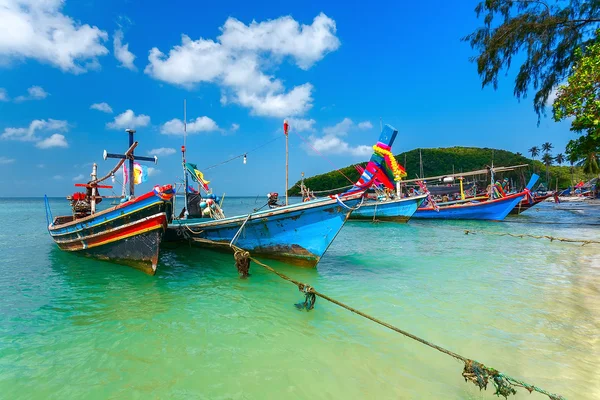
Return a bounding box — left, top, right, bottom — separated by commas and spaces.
230, 244, 566, 400
463, 229, 600, 246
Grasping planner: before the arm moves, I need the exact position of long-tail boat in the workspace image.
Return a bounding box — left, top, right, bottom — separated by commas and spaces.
412, 168, 539, 221
164, 125, 401, 267
45, 129, 174, 274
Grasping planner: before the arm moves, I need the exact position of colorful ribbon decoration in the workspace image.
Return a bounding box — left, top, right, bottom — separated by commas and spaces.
372, 144, 407, 181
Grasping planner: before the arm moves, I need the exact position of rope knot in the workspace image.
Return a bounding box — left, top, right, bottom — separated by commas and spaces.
233, 248, 251, 278
295, 283, 316, 311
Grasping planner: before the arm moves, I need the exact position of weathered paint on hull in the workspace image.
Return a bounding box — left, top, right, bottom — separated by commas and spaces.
349, 195, 426, 222
413, 192, 526, 221
166, 195, 362, 267
66, 229, 163, 274
48, 187, 173, 274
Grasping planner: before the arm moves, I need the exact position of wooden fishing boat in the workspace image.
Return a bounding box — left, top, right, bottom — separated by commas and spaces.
165, 125, 402, 266
45, 130, 174, 274
509, 193, 553, 215
166, 193, 363, 267
349, 194, 427, 222
413, 174, 539, 221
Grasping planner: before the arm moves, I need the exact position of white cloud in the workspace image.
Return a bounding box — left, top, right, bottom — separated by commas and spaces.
90, 102, 113, 113
306, 117, 372, 158
0, 0, 109, 73
147, 167, 160, 177
145, 13, 339, 117
323, 117, 353, 136
0, 88, 8, 101
1, 119, 68, 141
72, 173, 84, 181
219, 13, 340, 70
358, 121, 373, 130
231, 123, 240, 132
287, 118, 316, 132
0, 156, 15, 164
148, 147, 176, 156
53, 175, 63, 180
14, 86, 49, 102
36, 133, 68, 149
160, 116, 219, 135
113, 29, 136, 71
107, 109, 150, 129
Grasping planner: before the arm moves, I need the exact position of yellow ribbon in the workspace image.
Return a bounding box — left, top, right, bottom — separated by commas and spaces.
373, 145, 407, 181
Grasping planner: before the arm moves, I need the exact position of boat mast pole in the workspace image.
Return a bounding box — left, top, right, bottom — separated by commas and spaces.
284, 119, 289, 205
126, 129, 135, 198
182, 99, 189, 219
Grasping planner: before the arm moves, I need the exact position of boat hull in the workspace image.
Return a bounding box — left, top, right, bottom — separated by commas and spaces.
349, 195, 426, 222
48, 186, 174, 274
509, 194, 552, 215
413, 192, 526, 221
166, 194, 362, 267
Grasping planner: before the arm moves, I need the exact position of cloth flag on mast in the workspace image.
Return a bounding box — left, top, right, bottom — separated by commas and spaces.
185, 162, 210, 191
123, 163, 148, 185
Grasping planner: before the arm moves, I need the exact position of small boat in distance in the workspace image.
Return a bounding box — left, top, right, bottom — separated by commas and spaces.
412, 169, 539, 221
45, 129, 174, 274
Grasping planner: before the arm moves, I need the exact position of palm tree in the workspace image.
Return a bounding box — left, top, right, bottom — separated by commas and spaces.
528, 146, 540, 159
542, 153, 553, 186
516, 152, 523, 157
555, 153, 565, 165
542, 142, 553, 153
529, 146, 540, 173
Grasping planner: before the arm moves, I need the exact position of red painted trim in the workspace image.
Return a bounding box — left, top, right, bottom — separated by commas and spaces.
59, 214, 167, 251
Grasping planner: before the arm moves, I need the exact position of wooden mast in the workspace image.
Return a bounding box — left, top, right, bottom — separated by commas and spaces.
182, 99, 189, 218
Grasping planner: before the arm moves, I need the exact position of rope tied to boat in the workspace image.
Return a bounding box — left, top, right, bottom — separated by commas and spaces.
463, 229, 600, 246
233, 248, 251, 278
229, 244, 567, 400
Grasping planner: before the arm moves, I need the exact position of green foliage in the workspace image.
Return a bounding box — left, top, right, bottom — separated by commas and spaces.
553, 30, 600, 136
289, 147, 587, 195
528, 146, 539, 158
464, 1, 600, 118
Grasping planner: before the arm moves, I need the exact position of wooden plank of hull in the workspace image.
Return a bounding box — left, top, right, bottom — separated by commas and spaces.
62, 229, 163, 275
50, 196, 171, 274
166, 194, 362, 267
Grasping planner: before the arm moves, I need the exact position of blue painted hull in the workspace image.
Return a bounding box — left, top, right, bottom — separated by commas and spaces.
166, 194, 362, 267
413, 192, 525, 221
350, 195, 427, 222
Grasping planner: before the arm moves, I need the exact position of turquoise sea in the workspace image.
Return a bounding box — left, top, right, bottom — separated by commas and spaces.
1, 197, 599, 399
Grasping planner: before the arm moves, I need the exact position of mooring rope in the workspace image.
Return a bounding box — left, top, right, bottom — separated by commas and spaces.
463, 229, 600, 246
229, 244, 566, 400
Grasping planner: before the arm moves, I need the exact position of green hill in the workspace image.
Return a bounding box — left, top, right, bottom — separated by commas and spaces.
289, 147, 585, 195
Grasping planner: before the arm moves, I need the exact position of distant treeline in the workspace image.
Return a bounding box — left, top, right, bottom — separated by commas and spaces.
289, 147, 587, 195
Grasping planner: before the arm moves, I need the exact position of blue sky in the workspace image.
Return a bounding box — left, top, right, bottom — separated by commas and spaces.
0, 0, 573, 197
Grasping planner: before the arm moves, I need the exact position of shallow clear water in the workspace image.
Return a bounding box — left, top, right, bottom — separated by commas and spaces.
0, 197, 599, 399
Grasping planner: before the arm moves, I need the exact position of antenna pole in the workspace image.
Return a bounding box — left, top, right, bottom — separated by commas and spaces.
285, 127, 289, 206
126, 129, 135, 198
182, 99, 189, 218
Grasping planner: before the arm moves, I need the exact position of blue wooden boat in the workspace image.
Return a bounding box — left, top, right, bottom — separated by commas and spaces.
413, 174, 539, 221
349, 194, 427, 222
165, 125, 401, 266
166, 193, 363, 267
